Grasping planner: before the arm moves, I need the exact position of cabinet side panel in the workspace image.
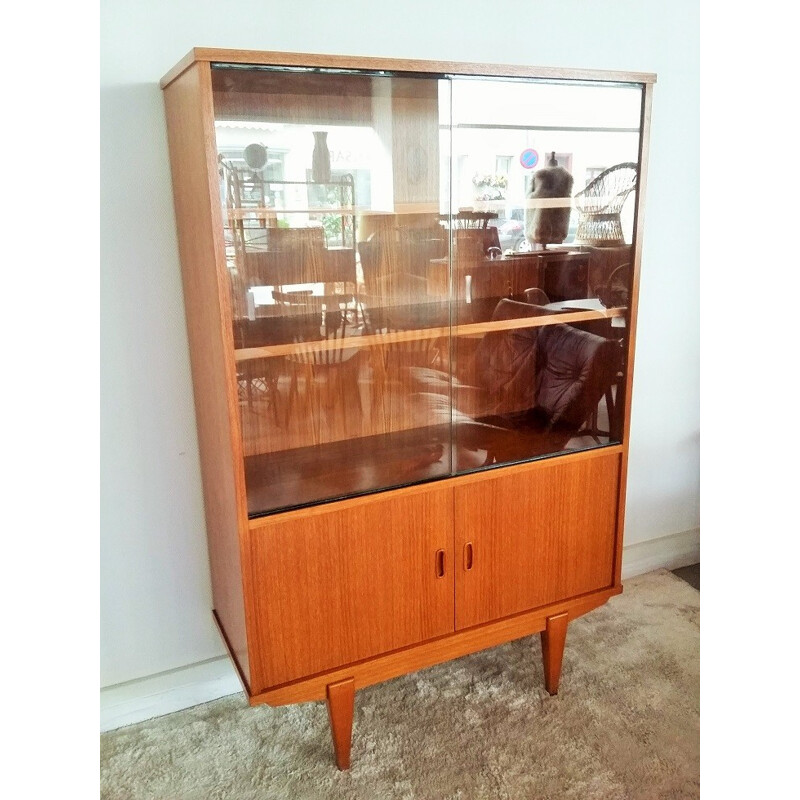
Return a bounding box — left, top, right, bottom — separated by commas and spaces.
248, 486, 455, 690
614, 82, 655, 587
163, 64, 251, 686
455, 451, 621, 629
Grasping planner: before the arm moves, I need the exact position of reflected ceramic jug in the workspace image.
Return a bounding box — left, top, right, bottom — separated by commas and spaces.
312, 131, 331, 183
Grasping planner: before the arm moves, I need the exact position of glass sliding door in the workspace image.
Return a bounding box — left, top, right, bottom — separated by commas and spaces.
211, 65, 454, 515
209, 63, 645, 515
447, 77, 644, 472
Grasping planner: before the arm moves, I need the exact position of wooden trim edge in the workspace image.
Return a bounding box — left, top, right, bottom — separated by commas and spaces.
246, 584, 621, 706
235, 308, 626, 362
162, 48, 657, 87
160, 48, 202, 89
212, 610, 251, 697
247, 445, 624, 529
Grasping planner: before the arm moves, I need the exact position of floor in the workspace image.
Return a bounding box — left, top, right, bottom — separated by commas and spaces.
671, 562, 700, 590
100, 570, 700, 799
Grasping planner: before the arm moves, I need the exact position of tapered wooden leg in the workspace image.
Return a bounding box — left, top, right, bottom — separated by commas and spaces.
326, 678, 355, 770
540, 612, 569, 695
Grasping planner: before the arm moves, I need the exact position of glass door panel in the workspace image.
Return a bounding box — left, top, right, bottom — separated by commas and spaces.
211, 66, 453, 516
448, 77, 644, 472
209, 65, 645, 513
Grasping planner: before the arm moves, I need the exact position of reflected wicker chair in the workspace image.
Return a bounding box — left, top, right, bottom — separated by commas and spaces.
573, 163, 638, 246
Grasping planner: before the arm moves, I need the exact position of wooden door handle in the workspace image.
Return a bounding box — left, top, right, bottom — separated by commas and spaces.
435, 549, 446, 578
464, 542, 474, 570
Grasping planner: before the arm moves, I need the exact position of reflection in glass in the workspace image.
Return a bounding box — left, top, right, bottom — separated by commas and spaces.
214, 68, 454, 515
211, 65, 643, 516
446, 78, 641, 473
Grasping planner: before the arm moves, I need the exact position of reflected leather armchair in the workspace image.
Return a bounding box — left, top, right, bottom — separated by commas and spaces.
475, 305, 622, 463
409, 298, 621, 466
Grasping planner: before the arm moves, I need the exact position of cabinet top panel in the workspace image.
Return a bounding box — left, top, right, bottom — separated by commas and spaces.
160, 48, 657, 90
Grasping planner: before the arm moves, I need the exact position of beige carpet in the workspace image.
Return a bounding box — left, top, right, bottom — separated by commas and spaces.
100, 569, 699, 799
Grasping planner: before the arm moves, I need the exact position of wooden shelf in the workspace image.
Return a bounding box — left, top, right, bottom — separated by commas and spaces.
234, 306, 626, 362
227, 207, 356, 219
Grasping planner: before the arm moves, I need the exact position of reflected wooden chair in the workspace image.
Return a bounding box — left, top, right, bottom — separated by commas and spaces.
585, 262, 631, 441
439, 211, 500, 258
357, 235, 428, 304
596, 262, 631, 310
359, 294, 445, 433
273, 290, 363, 442
438, 210, 498, 230
237, 357, 283, 427
230, 300, 287, 428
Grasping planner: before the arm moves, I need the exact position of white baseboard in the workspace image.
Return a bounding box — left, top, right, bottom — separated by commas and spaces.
101, 528, 699, 733
100, 656, 242, 733
621, 527, 700, 579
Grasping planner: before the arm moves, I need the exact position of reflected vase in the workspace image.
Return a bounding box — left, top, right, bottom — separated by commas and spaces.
312, 131, 331, 183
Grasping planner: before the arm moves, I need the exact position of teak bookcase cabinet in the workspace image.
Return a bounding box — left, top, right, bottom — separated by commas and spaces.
161, 48, 655, 769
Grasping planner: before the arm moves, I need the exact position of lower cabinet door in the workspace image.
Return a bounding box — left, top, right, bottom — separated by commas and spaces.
248, 485, 455, 690
454, 451, 621, 630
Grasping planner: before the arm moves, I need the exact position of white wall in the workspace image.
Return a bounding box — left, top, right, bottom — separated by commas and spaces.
100, 0, 699, 723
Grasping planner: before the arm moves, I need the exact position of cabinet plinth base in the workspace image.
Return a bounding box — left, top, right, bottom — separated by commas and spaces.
239, 584, 619, 707
541, 611, 569, 695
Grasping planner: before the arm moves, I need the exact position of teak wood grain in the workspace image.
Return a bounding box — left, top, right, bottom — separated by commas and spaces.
326, 678, 355, 770
246, 486, 454, 691
455, 450, 621, 629
541, 612, 570, 695
161, 48, 657, 89
211, 69, 373, 127
241, 585, 620, 707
